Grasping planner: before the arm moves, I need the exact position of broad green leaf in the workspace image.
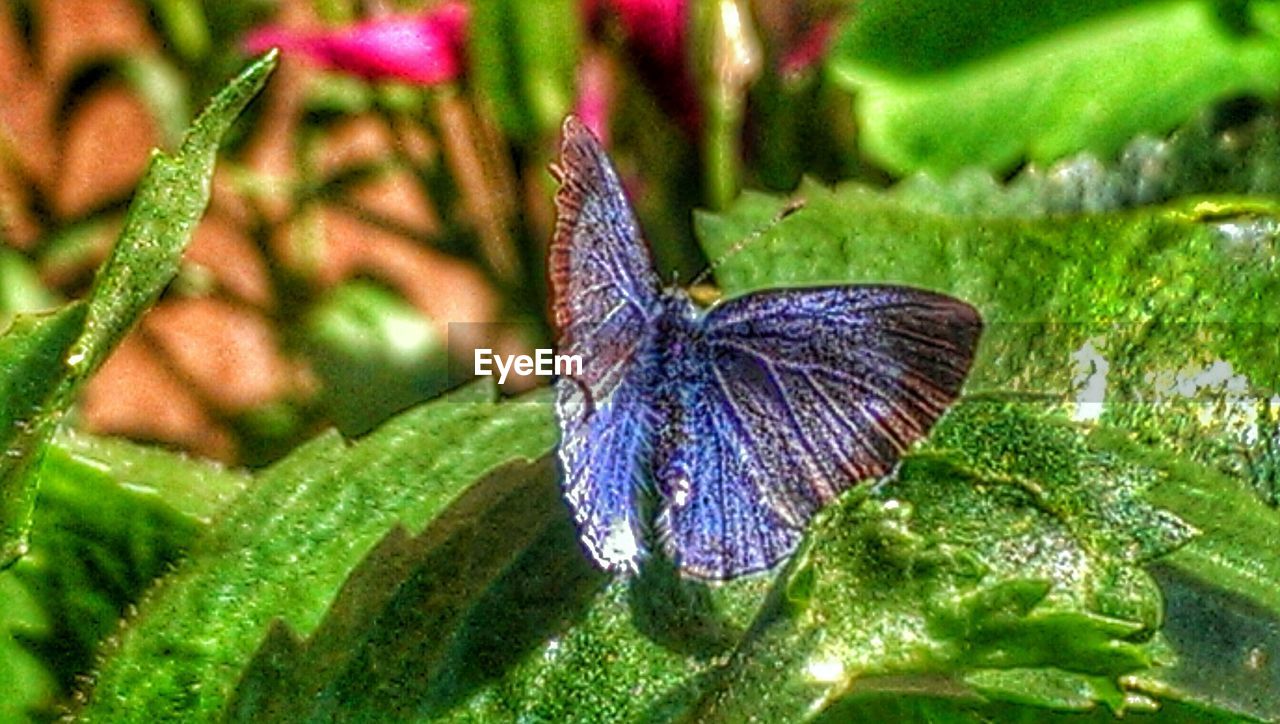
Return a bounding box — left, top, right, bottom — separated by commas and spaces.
446, 547, 773, 722
828, 0, 1280, 175
685, 402, 1186, 721
124, 174, 1274, 720
421, 402, 1202, 721
812, 686, 1243, 722
224, 457, 606, 721
0, 430, 243, 720
883, 101, 1280, 219
0, 51, 275, 570
695, 177, 1280, 719
1096, 426, 1280, 614
1136, 564, 1280, 721
78, 384, 558, 721
1122, 430, 1280, 720
52, 428, 250, 524
696, 179, 1280, 501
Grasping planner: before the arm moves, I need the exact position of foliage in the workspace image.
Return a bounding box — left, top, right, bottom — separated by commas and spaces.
828, 0, 1280, 175
2, 0, 1280, 722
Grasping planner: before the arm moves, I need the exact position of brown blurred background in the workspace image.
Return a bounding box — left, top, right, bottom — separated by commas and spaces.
0, 0, 530, 463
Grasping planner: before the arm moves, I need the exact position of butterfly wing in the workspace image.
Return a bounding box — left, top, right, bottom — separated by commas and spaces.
551, 116, 662, 573
654, 376, 804, 579
661, 285, 981, 579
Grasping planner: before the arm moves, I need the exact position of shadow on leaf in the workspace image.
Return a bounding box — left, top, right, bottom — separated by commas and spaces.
627, 555, 742, 659
225, 454, 607, 721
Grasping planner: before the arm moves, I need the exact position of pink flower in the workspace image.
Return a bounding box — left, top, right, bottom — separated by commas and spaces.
244, 2, 469, 85
574, 49, 616, 144
608, 0, 686, 62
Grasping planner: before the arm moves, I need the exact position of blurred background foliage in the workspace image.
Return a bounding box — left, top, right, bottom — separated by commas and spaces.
3, 0, 1280, 720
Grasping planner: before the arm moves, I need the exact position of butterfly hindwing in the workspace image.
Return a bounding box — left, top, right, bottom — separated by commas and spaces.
658, 286, 981, 578
654, 361, 804, 580
552, 117, 660, 572
558, 370, 655, 572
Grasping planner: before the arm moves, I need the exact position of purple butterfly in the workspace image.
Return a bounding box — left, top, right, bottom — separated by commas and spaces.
550, 116, 982, 581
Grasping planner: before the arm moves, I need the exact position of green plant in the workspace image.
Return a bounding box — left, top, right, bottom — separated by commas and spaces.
3, 1, 1280, 721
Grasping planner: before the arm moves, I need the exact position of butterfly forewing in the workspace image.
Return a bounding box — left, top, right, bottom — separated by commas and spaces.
657, 286, 981, 577
552, 117, 661, 572
551, 117, 661, 390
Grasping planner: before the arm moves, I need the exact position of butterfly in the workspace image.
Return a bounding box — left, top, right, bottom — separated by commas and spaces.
550, 116, 982, 581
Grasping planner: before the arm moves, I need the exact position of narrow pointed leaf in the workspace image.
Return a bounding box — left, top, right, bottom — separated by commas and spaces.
0, 51, 275, 570
0, 305, 87, 567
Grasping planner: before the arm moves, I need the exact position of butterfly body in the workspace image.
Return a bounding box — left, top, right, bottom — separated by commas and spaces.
551, 116, 982, 581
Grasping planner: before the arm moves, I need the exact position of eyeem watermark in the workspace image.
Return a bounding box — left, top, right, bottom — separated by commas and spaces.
448, 322, 578, 388
474, 347, 582, 384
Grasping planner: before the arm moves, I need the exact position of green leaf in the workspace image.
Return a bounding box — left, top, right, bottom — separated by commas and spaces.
410, 402, 1208, 721
1136, 564, 1280, 721
469, 0, 581, 141
0, 305, 88, 568
694, 176, 1280, 719
812, 686, 1243, 722
52, 428, 250, 524
1107, 422, 1280, 720
685, 401, 1182, 721
1, 430, 244, 719
77, 384, 558, 721
696, 179, 1280, 496
225, 456, 604, 721
65, 50, 277, 381
887, 101, 1280, 217
71, 346, 1257, 719
446, 556, 772, 722
964, 667, 1136, 713
0, 51, 276, 570
827, 0, 1280, 174
0, 571, 54, 722
929, 403, 1196, 565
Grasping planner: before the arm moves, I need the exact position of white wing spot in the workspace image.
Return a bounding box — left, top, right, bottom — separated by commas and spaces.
1070, 338, 1110, 423
600, 518, 640, 571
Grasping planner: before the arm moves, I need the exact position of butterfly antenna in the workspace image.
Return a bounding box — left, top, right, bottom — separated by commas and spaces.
689, 198, 806, 287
